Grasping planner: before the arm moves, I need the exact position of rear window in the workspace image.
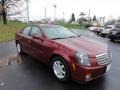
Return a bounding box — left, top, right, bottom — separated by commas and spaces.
105, 27, 112, 29
115, 25, 120, 28
112, 28, 120, 31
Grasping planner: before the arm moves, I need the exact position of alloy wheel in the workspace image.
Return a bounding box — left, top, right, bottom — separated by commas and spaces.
53, 60, 66, 79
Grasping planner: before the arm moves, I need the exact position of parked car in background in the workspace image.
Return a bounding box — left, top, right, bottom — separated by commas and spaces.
109, 28, 120, 41
89, 26, 99, 32
100, 25, 115, 37
15, 24, 112, 83
94, 26, 104, 35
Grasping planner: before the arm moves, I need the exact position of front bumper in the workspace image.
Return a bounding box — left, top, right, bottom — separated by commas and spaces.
71, 64, 110, 83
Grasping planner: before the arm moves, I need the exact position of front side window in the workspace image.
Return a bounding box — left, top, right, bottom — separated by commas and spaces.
22, 26, 31, 35
30, 26, 42, 36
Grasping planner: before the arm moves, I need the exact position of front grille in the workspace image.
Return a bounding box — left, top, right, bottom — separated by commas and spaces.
91, 67, 106, 78
96, 52, 111, 65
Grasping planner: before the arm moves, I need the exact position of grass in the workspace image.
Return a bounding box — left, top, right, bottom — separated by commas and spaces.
60, 24, 81, 29
0, 21, 27, 43
0, 21, 86, 43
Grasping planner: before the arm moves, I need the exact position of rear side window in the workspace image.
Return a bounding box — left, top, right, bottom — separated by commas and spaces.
22, 26, 31, 35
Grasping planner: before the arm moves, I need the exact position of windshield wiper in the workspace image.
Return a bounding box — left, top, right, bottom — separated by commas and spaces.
68, 35, 80, 38
68, 36, 77, 38
52, 37, 66, 40
52, 35, 80, 40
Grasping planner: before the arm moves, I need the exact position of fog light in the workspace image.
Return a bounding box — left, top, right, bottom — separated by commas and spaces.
85, 73, 92, 81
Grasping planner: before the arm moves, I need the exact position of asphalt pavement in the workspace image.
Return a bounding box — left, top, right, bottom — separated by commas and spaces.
0, 41, 17, 58
0, 29, 120, 90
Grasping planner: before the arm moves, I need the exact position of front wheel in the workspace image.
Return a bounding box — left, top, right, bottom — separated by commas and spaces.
51, 56, 70, 82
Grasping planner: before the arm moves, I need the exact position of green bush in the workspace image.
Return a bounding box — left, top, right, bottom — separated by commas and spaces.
84, 24, 92, 28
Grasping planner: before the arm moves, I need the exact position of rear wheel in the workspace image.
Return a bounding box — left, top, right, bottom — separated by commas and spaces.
101, 33, 105, 37
96, 32, 99, 35
16, 43, 23, 54
110, 37, 115, 42
51, 56, 70, 82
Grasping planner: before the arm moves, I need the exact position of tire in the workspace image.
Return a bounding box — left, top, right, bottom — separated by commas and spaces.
110, 37, 115, 42
101, 34, 105, 37
16, 43, 23, 54
51, 56, 70, 82
97, 32, 99, 35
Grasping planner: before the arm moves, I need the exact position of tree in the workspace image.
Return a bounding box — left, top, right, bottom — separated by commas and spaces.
0, 0, 27, 24
105, 19, 116, 26
78, 12, 87, 25
116, 16, 120, 22
78, 18, 87, 24
71, 13, 75, 22
93, 15, 96, 21
79, 12, 86, 18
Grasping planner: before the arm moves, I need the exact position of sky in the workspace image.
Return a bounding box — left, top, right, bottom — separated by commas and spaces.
27, 0, 120, 21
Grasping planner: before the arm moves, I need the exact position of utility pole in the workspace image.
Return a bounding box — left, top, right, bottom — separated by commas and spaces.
62, 12, 64, 19
62, 12, 65, 23
53, 4, 56, 22
26, 0, 29, 23
44, 7, 46, 23
88, 9, 91, 24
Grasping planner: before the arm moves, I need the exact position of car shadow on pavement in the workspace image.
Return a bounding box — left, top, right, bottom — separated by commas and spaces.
110, 41, 120, 44
9, 54, 108, 90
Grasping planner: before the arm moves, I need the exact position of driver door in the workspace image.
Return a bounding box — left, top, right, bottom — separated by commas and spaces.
29, 26, 47, 62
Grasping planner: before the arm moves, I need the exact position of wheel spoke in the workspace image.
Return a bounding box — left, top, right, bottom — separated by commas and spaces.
53, 60, 66, 79
17, 44, 21, 53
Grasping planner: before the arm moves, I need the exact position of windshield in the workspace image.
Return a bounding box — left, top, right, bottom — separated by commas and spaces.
112, 28, 120, 31
41, 26, 78, 39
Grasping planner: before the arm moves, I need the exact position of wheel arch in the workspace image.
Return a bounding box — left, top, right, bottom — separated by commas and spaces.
49, 53, 71, 66
49, 53, 72, 78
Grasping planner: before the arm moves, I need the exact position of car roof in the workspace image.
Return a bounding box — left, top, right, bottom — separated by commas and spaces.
30, 24, 60, 28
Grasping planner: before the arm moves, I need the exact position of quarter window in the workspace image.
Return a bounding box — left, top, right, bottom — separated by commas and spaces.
30, 27, 42, 36
22, 26, 31, 35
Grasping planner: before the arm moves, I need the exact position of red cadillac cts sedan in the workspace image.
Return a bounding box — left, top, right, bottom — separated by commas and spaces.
15, 24, 112, 83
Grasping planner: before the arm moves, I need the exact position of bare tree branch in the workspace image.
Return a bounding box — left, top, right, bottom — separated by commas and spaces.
0, 0, 27, 24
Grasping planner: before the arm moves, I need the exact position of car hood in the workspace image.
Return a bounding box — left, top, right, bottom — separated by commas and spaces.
53, 37, 108, 57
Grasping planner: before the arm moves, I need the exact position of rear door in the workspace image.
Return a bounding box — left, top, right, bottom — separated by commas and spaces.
19, 26, 33, 54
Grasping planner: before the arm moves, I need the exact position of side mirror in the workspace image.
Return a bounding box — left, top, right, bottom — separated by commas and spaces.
32, 35, 45, 41
32, 35, 39, 39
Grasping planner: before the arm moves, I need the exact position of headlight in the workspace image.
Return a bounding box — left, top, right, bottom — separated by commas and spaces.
76, 52, 90, 66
